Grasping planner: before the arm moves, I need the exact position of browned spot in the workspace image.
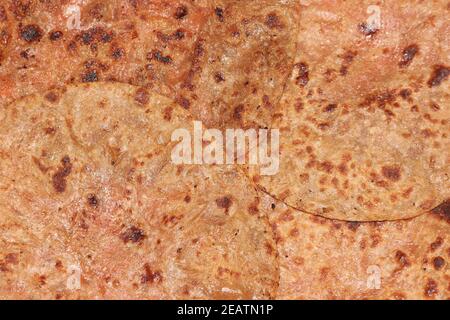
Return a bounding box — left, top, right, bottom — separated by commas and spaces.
120, 226, 146, 244
265, 242, 275, 255
183, 195, 191, 203
399, 88, 412, 100
141, 263, 163, 284
432, 256, 445, 270
294, 62, 309, 87
52, 156, 72, 193
265, 12, 283, 29
424, 279, 438, 297
395, 250, 410, 268
399, 44, 418, 68
214, 72, 225, 83
49, 30, 63, 41
20, 24, 43, 42
346, 222, 361, 231
163, 106, 173, 121
233, 104, 244, 121
324, 104, 337, 112
381, 165, 401, 182
431, 237, 444, 251
248, 203, 259, 215
432, 200, 450, 223
177, 96, 190, 109
216, 196, 232, 213
0, 6, 6, 22
428, 65, 450, 87
339, 50, 357, 75
135, 88, 149, 105
87, 194, 99, 208
5, 253, 18, 265
174, 5, 188, 19
45, 92, 59, 103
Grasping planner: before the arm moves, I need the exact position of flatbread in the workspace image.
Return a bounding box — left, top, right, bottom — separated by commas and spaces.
262, 194, 450, 300
248, 0, 450, 221
177, 0, 300, 128
0, 0, 210, 107
0, 83, 278, 299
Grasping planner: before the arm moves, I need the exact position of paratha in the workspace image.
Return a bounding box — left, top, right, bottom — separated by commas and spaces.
0, 0, 210, 108
248, 0, 450, 221
177, 0, 300, 128
262, 194, 450, 300
0, 83, 278, 299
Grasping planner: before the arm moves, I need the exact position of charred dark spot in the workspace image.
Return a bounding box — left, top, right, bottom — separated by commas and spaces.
432, 256, 445, 270
52, 156, 72, 193
265, 12, 283, 29
20, 24, 43, 42
49, 31, 63, 41
172, 29, 185, 40
184, 195, 191, 203
120, 226, 146, 244
135, 88, 149, 105
81, 31, 93, 44
324, 104, 337, 113
215, 7, 224, 22
381, 165, 401, 182
150, 50, 172, 64
112, 47, 124, 60
141, 263, 163, 284
82, 70, 98, 83
399, 44, 418, 68
216, 196, 232, 212
294, 62, 309, 87
87, 194, 99, 208
395, 250, 410, 268
214, 72, 225, 83
358, 22, 379, 37
431, 200, 450, 223
424, 279, 438, 297
174, 5, 188, 19
427, 65, 450, 87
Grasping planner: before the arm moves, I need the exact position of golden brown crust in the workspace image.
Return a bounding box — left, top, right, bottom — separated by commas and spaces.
262, 195, 450, 300
0, 83, 278, 299
0, 0, 210, 107
177, 0, 300, 128
248, 0, 450, 221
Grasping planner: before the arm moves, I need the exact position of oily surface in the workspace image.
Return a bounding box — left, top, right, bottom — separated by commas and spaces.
0, 83, 278, 299
248, 0, 450, 221
262, 194, 450, 300
0, 0, 210, 108
178, 0, 300, 128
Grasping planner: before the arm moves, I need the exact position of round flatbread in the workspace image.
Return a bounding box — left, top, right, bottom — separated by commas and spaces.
0, 0, 210, 107
0, 83, 278, 299
177, 0, 300, 128
247, 0, 450, 221
262, 195, 450, 300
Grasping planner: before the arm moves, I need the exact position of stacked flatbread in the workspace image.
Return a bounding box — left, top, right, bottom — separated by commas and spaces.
0, 0, 448, 300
